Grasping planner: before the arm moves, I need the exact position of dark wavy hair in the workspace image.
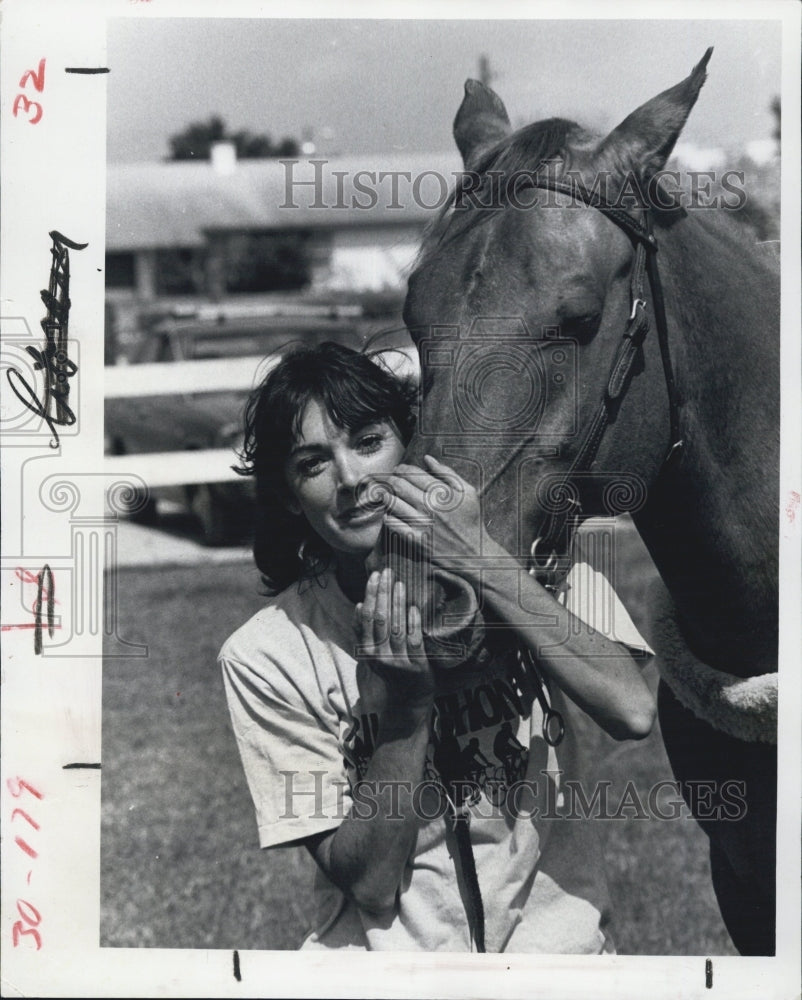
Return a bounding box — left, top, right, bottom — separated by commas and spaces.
235, 341, 417, 594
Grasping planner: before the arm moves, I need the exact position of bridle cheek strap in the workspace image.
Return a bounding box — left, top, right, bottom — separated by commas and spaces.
530, 180, 684, 573
538, 175, 682, 459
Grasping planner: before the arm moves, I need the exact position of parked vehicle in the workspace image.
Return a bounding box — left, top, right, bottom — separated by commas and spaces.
104, 302, 411, 545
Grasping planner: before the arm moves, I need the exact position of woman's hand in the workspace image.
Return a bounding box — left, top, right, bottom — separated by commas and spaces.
374, 460, 654, 741
311, 567, 435, 914
354, 567, 434, 713
378, 455, 499, 575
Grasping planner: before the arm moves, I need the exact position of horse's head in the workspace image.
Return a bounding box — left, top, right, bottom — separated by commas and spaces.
394, 51, 712, 667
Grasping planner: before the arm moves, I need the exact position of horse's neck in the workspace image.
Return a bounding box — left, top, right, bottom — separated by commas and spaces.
634, 213, 780, 676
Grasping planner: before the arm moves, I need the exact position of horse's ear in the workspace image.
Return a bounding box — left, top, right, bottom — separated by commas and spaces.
594, 48, 713, 183
453, 79, 512, 170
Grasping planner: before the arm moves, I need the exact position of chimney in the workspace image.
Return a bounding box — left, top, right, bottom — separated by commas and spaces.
211, 141, 237, 175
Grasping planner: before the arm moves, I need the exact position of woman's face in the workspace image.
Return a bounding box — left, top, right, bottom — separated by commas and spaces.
284, 398, 406, 558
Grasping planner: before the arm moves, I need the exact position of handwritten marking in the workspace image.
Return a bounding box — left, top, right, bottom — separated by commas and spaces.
7, 777, 43, 800
12, 94, 43, 125
13, 899, 42, 951
19, 59, 46, 92
785, 490, 800, 524
15, 836, 38, 859
7, 779, 43, 950
1, 623, 62, 632
11, 808, 40, 831
33, 565, 55, 655
705, 958, 713, 988
12, 910, 42, 950
233, 950, 241, 981
64, 67, 111, 74
62, 763, 101, 770
14, 568, 59, 600
6, 566, 60, 641
13, 59, 45, 124
6, 231, 86, 446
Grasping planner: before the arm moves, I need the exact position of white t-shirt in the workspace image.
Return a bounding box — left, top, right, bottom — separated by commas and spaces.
220, 565, 627, 953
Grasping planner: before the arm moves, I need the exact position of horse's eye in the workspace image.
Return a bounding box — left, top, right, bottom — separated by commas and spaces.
559, 311, 601, 341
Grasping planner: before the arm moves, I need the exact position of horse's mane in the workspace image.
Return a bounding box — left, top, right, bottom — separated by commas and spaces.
415, 117, 584, 265
414, 116, 702, 269
476, 117, 583, 177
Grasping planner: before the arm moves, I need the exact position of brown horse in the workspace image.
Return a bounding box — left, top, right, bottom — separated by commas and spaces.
394, 50, 779, 955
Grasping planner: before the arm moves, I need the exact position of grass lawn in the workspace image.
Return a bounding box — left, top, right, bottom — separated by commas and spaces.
101, 522, 736, 954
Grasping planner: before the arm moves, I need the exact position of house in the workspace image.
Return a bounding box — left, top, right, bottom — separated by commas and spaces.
104, 140, 779, 358
105, 147, 462, 308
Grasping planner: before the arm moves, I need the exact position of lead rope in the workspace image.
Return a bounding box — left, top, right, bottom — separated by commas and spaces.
450, 805, 486, 952
432, 718, 487, 952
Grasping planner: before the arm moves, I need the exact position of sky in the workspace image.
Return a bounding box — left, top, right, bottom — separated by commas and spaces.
107, 14, 783, 163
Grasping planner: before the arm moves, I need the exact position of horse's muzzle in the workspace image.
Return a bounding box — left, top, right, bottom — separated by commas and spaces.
367, 541, 487, 669
422, 568, 487, 669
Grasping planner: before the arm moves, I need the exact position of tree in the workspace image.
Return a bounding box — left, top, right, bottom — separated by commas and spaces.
167, 115, 299, 160
477, 54, 496, 88
770, 96, 780, 143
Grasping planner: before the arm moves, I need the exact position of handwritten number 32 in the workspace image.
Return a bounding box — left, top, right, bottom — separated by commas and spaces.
14, 59, 45, 125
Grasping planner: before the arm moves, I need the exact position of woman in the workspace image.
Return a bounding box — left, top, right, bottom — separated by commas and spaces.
219, 341, 655, 952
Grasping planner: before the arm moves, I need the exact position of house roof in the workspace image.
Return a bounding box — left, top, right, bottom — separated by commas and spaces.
106, 153, 462, 251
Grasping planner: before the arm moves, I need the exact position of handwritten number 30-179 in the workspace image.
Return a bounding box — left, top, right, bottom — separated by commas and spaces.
8, 777, 44, 950
13, 58, 46, 125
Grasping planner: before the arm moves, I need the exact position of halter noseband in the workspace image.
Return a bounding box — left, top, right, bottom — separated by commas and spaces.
526, 175, 684, 583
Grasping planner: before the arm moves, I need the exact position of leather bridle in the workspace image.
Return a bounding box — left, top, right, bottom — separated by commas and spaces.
523, 175, 684, 586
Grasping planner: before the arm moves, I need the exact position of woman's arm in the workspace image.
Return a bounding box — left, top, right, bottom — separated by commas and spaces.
381, 457, 655, 742
476, 552, 655, 740
305, 569, 435, 914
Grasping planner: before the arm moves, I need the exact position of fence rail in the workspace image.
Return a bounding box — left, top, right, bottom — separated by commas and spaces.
103, 449, 241, 488
104, 356, 276, 399
103, 348, 418, 488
